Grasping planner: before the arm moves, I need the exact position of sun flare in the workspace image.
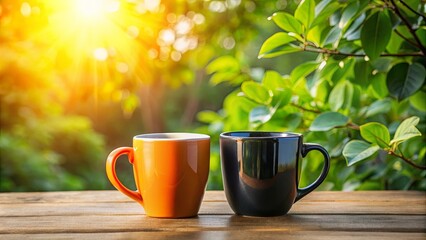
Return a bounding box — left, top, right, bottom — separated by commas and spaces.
34, 0, 163, 93
4, 0, 200, 107
74, 0, 120, 22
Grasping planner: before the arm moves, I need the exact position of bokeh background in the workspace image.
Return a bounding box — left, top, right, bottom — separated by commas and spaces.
1, 0, 425, 192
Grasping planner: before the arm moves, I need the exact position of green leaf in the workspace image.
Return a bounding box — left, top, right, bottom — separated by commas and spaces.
313, 61, 338, 83
315, 0, 333, 14
331, 58, 354, 85
353, 60, 371, 89
351, 84, 362, 109
309, 111, 349, 131
241, 81, 272, 105
275, 88, 292, 108
386, 30, 404, 54
295, 0, 315, 31
343, 13, 365, 40
262, 71, 293, 107
258, 33, 301, 59
409, 91, 426, 111
312, 79, 330, 102
209, 71, 239, 85
323, 25, 342, 47
386, 63, 426, 101
416, 27, 426, 47
206, 56, 239, 74
365, 99, 392, 117
338, 1, 359, 29
290, 61, 320, 83
272, 12, 303, 34
263, 70, 285, 90
283, 113, 302, 130
398, 0, 422, 17
370, 73, 388, 99
311, 2, 341, 29
360, 11, 392, 61
390, 116, 422, 147
197, 110, 222, 123
328, 81, 353, 111
306, 24, 326, 46
249, 106, 273, 125
360, 122, 390, 148
343, 140, 380, 166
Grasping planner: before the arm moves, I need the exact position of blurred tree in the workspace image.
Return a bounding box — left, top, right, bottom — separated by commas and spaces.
0, 35, 107, 191
1, 0, 297, 191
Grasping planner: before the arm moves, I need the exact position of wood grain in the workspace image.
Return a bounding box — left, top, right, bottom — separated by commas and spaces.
0, 232, 425, 240
1, 214, 425, 234
0, 191, 424, 239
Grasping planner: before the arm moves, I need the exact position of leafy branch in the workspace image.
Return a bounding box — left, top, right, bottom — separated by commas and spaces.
308, 112, 424, 170
388, 0, 426, 55
303, 45, 424, 57
290, 103, 321, 113
341, 117, 425, 170
398, 0, 426, 21
394, 29, 421, 49
388, 148, 426, 170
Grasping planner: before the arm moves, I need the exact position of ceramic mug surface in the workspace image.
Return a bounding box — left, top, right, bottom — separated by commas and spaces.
106, 133, 210, 218
220, 131, 330, 217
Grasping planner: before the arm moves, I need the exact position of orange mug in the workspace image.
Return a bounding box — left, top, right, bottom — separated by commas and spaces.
106, 133, 210, 218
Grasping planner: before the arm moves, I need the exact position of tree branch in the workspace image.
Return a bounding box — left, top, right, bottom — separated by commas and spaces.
395, 28, 423, 50
388, 150, 426, 170
303, 46, 424, 57
290, 103, 321, 113
399, 0, 426, 21
389, 0, 426, 55
346, 122, 360, 130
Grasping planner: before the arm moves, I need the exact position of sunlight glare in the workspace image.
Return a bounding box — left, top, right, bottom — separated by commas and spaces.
74, 0, 120, 21
21, 2, 32, 17
93, 48, 109, 61
76, 0, 102, 19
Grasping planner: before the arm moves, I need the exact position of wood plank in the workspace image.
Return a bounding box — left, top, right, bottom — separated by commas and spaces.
0, 215, 424, 234
1, 198, 425, 217
0, 231, 425, 240
0, 191, 226, 204
1, 191, 424, 204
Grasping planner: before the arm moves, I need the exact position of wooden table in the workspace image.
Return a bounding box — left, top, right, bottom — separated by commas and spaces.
0, 191, 425, 239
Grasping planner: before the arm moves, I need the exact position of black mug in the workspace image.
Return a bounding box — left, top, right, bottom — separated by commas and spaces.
220, 131, 330, 217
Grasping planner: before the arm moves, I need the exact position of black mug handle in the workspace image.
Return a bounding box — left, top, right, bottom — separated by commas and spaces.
295, 143, 330, 202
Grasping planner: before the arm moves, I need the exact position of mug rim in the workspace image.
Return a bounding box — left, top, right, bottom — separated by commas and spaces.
134, 132, 210, 141
220, 131, 301, 140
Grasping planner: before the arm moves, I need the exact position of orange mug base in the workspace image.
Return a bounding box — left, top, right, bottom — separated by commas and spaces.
146, 213, 199, 218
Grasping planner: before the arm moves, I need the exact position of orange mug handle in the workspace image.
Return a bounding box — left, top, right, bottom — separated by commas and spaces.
106, 147, 143, 205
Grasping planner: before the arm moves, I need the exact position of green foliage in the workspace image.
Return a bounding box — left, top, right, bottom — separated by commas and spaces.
342, 140, 380, 166
360, 122, 390, 148
361, 11, 392, 61
1, 0, 424, 192
241, 81, 273, 105
0, 117, 107, 191
390, 116, 422, 149
258, 32, 301, 58
310, 112, 349, 132
343, 116, 422, 166
205, 0, 426, 190
0, 26, 107, 191
386, 63, 426, 101
272, 12, 303, 34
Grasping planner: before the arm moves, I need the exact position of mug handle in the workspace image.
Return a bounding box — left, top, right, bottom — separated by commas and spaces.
106, 147, 143, 205
295, 143, 330, 202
